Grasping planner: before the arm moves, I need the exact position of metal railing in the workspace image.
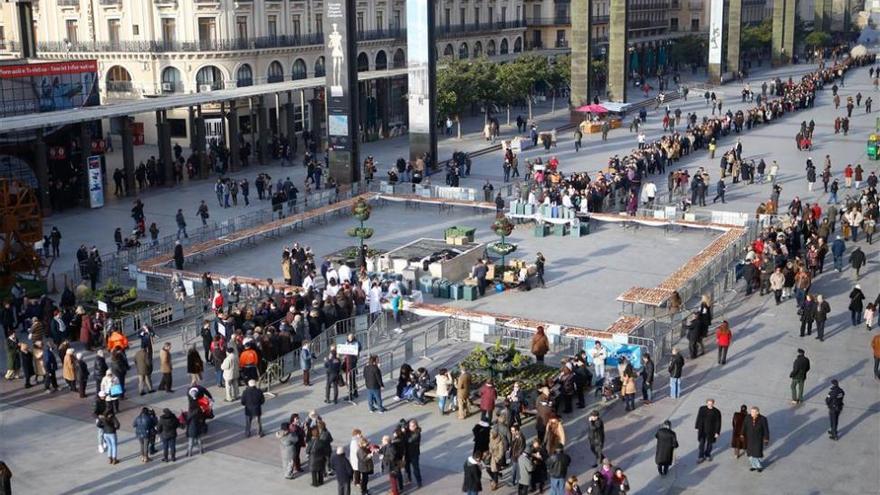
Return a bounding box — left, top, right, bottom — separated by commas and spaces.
437, 20, 526, 39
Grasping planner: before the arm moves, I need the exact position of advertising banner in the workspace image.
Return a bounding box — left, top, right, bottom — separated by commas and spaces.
583, 339, 643, 370
708, 0, 724, 65
0, 60, 99, 117
406, 0, 437, 164
87, 155, 104, 208
325, 0, 356, 152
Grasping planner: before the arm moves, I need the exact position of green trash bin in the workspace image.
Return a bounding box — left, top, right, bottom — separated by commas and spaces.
534, 223, 550, 237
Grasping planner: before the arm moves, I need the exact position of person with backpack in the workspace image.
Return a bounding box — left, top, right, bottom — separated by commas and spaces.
133, 407, 158, 462
825, 379, 845, 440
157, 408, 181, 462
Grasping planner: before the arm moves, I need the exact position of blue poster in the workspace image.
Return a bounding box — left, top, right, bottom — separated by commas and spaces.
583, 339, 643, 370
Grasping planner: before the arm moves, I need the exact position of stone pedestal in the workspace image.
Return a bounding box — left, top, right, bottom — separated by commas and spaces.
570, 0, 593, 113
727, 0, 742, 77
607, 0, 628, 103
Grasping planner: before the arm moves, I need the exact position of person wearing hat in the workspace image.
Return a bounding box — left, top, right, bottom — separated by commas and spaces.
789, 349, 811, 405
849, 284, 866, 326
825, 379, 845, 440
75, 351, 89, 397
587, 410, 605, 468
241, 379, 265, 437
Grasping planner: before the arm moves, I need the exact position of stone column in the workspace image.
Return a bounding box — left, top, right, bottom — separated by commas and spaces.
156, 110, 173, 186
607, 0, 628, 103
771, 0, 787, 66
726, 0, 742, 77
119, 117, 136, 196
783, 0, 795, 63
570, 0, 592, 115
227, 106, 241, 172
257, 95, 269, 165
814, 0, 827, 32
284, 101, 296, 146
34, 129, 51, 214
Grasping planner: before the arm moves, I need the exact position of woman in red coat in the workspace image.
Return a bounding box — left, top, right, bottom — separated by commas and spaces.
478, 380, 497, 423
715, 321, 732, 365
78, 308, 92, 348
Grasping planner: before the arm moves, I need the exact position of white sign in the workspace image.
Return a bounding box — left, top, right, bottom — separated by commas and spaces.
469, 322, 489, 343
97, 300, 108, 312
708, 0, 724, 65
136, 273, 147, 290
612, 333, 629, 344
204, 118, 223, 149
87, 155, 104, 208
336, 343, 360, 356
183, 280, 195, 296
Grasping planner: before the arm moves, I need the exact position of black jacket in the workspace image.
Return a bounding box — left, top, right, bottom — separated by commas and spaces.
241, 386, 265, 416
654, 427, 679, 465
694, 405, 722, 438
331, 453, 354, 483
641, 359, 655, 384
546, 451, 571, 479
363, 363, 383, 390
825, 384, 845, 411
462, 457, 483, 492
668, 354, 684, 378
157, 410, 181, 440
406, 429, 421, 458
789, 355, 811, 380
588, 418, 605, 447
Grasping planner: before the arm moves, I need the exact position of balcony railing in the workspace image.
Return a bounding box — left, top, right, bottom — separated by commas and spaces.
437, 19, 526, 39
526, 15, 571, 26
356, 28, 406, 42
37, 34, 327, 54
57, 0, 81, 6
106, 81, 133, 93
555, 39, 569, 48
631, 1, 671, 10
594, 15, 610, 24
98, 0, 121, 5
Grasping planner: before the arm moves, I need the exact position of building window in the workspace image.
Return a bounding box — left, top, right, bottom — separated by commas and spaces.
315, 14, 323, 35
107, 19, 121, 44
501, 7, 507, 23
392, 10, 401, 29
488, 7, 494, 23
161, 67, 182, 93
237, 64, 253, 87
670, 17, 678, 31
460, 7, 466, 26
516, 6, 521, 21
292, 58, 308, 80
292, 15, 301, 37
236, 16, 248, 40
267, 61, 284, 83
357, 12, 364, 31
162, 18, 175, 44
267, 15, 277, 37
376, 11, 384, 31
444, 9, 451, 27
198, 18, 217, 48
132, 25, 139, 36
690, 18, 699, 31
65, 19, 78, 43
168, 119, 187, 138
474, 7, 480, 26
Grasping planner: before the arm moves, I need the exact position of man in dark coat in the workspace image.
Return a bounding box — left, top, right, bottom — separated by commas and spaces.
173, 241, 185, 270
330, 446, 354, 495
695, 399, 722, 462
789, 349, 811, 405
240, 379, 265, 437
825, 379, 845, 440
587, 410, 605, 467
686, 315, 702, 359
742, 406, 770, 472
462, 454, 483, 494
654, 420, 679, 475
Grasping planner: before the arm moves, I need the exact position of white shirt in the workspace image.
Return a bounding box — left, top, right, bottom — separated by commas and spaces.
338, 264, 352, 283
369, 287, 383, 314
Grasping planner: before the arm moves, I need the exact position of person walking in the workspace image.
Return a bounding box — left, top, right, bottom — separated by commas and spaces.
849, 285, 866, 326
241, 379, 265, 437
800, 294, 816, 337
133, 407, 158, 462
457, 368, 472, 419
156, 408, 180, 462
134, 347, 154, 395
654, 420, 679, 476
185, 407, 206, 457
815, 295, 831, 341
731, 404, 748, 458
742, 407, 770, 472
331, 445, 355, 495
695, 399, 722, 463
361, 354, 385, 414
849, 247, 866, 279
479, 379, 497, 422
547, 445, 571, 495
462, 452, 483, 495
668, 348, 684, 399
531, 326, 550, 363
175, 209, 188, 239
173, 241, 185, 270
300, 340, 313, 386
324, 347, 342, 404
715, 321, 732, 365
825, 379, 845, 440
221, 347, 239, 401
640, 353, 655, 403
789, 349, 811, 405
98, 410, 121, 464
873, 333, 880, 380
587, 410, 604, 467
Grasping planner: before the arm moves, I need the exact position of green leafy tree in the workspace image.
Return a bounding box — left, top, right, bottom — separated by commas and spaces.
437, 59, 476, 139
804, 31, 832, 51
489, 217, 516, 266
545, 54, 571, 112
669, 35, 707, 68
742, 20, 772, 56
497, 55, 548, 120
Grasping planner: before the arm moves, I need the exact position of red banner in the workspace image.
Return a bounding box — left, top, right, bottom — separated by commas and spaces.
0, 60, 98, 79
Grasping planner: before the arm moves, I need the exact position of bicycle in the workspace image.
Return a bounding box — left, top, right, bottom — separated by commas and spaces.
257, 356, 292, 392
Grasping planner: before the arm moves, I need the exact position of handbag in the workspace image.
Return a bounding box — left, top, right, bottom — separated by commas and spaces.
109, 383, 123, 397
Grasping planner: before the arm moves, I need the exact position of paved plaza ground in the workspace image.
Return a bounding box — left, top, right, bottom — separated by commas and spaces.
191, 201, 717, 329
1, 60, 879, 494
